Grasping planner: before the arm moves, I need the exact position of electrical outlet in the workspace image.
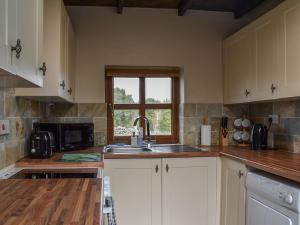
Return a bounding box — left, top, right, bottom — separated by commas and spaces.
0, 120, 10, 135
268, 114, 279, 124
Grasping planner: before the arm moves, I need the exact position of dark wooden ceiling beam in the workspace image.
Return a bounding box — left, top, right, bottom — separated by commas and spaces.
234, 0, 264, 18
117, 0, 124, 14
178, 0, 193, 16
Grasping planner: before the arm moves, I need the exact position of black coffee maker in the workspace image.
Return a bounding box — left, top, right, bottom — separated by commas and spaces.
29, 123, 55, 158
250, 124, 268, 150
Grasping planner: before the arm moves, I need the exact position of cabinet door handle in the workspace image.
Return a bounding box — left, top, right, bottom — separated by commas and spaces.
67, 88, 72, 95
245, 89, 250, 97
271, 84, 276, 94
166, 164, 169, 173
60, 80, 65, 90
11, 39, 22, 59
238, 170, 244, 179
39, 62, 47, 76
155, 165, 159, 173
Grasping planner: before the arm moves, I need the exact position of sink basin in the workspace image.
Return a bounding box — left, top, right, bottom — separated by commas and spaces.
104, 145, 207, 154
104, 146, 152, 154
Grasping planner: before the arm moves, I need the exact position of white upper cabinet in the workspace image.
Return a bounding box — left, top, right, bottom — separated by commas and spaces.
223, 0, 300, 104
15, 0, 76, 103
224, 26, 256, 104
281, 0, 300, 98
254, 9, 285, 101
0, 0, 43, 87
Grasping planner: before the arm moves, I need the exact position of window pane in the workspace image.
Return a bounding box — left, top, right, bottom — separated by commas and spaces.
114, 110, 139, 136
114, 78, 139, 104
145, 78, 171, 103
146, 109, 172, 135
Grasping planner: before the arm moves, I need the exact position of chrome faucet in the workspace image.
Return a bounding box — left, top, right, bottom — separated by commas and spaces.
133, 116, 152, 147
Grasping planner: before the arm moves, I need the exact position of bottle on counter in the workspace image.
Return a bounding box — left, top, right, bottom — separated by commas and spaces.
131, 131, 138, 147
137, 127, 144, 146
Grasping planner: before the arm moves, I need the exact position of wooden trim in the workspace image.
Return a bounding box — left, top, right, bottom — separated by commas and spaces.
106, 75, 180, 144
105, 65, 181, 77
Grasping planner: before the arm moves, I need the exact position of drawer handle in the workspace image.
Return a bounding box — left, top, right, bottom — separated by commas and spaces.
245, 89, 250, 97
39, 62, 47, 76
271, 84, 276, 94
238, 170, 244, 179
155, 165, 159, 173
67, 88, 72, 95
11, 39, 22, 59
60, 80, 65, 90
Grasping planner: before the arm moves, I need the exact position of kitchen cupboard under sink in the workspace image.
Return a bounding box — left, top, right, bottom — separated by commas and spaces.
104, 157, 220, 225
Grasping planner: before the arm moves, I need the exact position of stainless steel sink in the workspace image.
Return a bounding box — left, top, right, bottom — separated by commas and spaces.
104, 146, 152, 154
104, 145, 207, 154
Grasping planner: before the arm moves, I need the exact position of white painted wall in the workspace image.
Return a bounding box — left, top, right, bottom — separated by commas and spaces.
68, 7, 242, 103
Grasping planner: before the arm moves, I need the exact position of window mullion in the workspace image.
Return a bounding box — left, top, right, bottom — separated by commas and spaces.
140, 77, 146, 130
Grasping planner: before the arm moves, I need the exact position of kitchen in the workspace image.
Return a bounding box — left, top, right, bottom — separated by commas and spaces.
1, 0, 300, 224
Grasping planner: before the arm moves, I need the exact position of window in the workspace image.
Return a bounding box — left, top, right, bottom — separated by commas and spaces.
106, 67, 180, 144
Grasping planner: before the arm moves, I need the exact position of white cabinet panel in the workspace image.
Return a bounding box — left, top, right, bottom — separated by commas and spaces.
15, 0, 42, 86
15, 0, 76, 102
104, 159, 162, 225
224, 28, 256, 104
221, 158, 247, 225
255, 12, 285, 100
282, 0, 300, 98
0, 0, 43, 87
162, 157, 219, 225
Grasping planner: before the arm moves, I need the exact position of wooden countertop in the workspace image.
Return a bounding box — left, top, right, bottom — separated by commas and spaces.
104, 145, 300, 183
0, 178, 102, 225
218, 146, 300, 183
16, 147, 104, 169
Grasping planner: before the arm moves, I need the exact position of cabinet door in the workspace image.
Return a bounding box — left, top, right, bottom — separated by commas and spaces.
0, 0, 15, 75
224, 28, 256, 104
15, 0, 43, 86
255, 11, 285, 101
221, 158, 247, 225
104, 159, 162, 225
162, 157, 219, 225
65, 15, 75, 102
59, 2, 67, 98
282, 0, 300, 98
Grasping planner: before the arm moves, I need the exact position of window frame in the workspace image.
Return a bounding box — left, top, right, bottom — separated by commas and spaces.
106, 73, 179, 144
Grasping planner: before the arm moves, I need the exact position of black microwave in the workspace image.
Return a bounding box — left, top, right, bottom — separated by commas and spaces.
38, 123, 94, 152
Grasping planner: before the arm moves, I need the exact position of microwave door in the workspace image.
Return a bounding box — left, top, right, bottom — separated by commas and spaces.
61, 124, 94, 151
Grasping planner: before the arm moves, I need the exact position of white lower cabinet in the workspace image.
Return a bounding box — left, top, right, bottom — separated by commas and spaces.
220, 158, 247, 225
104, 157, 220, 225
104, 159, 162, 225
162, 157, 219, 225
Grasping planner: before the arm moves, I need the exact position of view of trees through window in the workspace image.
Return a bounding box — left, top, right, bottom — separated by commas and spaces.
113, 78, 172, 136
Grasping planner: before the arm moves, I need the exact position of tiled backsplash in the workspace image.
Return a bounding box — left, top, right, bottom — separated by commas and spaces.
180, 103, 249, 146
249, 101, 300, 153
41, 103, 107, 147
0, 88, 42, 170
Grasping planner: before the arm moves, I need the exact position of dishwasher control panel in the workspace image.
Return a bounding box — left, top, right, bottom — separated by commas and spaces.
246, 172, 300, 212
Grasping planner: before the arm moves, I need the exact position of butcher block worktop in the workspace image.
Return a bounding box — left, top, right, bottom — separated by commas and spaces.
16, 147, 104, 168
0, 179, 102, 225
104, 145, 300, 183
219, 146, 300, 183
